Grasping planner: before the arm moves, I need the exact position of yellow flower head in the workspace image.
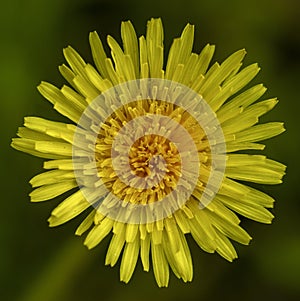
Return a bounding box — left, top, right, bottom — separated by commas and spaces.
11, 18, 286, 287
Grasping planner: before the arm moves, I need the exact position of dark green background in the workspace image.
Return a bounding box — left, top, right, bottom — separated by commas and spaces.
1, 0, 299, 300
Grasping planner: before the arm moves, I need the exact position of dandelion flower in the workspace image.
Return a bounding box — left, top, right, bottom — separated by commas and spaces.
11, 18, 286, 287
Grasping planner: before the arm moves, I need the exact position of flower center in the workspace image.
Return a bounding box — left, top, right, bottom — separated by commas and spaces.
94, 99, 211, 206
72, 79, 226, 224
128, 133, 181, 184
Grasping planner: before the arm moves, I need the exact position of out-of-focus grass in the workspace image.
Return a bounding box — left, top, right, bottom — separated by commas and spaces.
1, 0, 299, 300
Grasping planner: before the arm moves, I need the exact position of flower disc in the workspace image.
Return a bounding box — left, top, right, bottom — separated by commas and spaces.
73, 78, 226, 224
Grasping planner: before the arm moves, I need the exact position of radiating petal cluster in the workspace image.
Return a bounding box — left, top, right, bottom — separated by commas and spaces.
11, 18, 286, 287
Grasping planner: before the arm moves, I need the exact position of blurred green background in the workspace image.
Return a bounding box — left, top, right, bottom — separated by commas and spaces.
1, 0, 299, 300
